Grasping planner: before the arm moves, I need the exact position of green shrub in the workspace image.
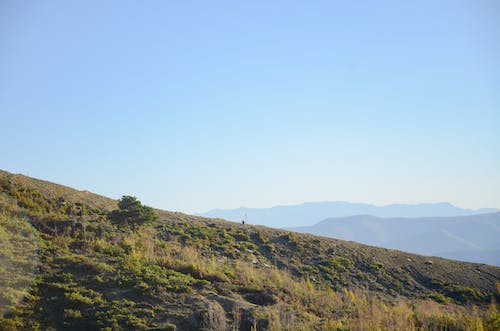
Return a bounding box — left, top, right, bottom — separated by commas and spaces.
109, 196, 158, 230
369, 262, 384, 270
426, 291, 450, 304
63, 309, 82, 319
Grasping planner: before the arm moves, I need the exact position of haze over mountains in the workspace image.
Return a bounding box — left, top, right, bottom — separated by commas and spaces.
200, 201, 499, 228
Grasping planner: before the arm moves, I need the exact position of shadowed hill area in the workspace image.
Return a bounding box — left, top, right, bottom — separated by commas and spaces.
1, 170, 499, 330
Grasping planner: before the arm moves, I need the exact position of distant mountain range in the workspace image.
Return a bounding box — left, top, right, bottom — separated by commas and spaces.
199, 201, 499, 228
290, 213, 500, 266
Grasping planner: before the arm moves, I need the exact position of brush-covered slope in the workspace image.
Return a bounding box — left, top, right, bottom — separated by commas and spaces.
1, 170, 499, 331
0, 170, 117, 212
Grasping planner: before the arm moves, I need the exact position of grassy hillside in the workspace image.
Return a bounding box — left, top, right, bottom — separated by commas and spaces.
0, 170, 499, 330
0, 170, 117, 212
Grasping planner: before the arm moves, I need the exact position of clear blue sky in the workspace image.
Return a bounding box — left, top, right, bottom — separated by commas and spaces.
1, 0, 499, 213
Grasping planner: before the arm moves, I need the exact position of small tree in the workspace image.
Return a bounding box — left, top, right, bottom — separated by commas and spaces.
109, 195, 158, 230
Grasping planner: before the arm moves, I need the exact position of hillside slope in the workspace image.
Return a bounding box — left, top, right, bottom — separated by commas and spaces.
1, 170, 499, 330
292, 214, 500, 266
0, 170, 117, 211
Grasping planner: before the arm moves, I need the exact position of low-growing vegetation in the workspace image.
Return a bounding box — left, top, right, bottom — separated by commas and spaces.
0, 170, 499, 330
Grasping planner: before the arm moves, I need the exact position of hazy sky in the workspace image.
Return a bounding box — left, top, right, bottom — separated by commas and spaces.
1, 1, 499, 213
